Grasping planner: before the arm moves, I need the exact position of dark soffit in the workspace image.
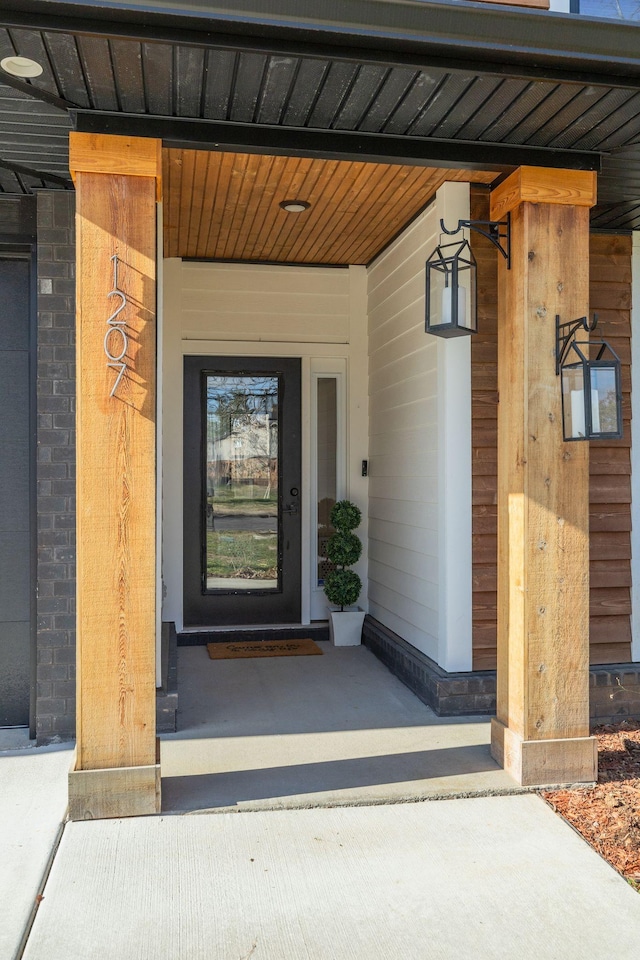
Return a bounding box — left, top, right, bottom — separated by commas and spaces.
5, 0, 640, 83
0, 1, 640, 226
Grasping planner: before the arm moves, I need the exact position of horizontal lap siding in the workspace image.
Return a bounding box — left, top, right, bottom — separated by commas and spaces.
367, 204, 441, 661
588, 233, 632, 663
470, 189, 499, 671
470, 188, 632, 669
180, 261, 351, 342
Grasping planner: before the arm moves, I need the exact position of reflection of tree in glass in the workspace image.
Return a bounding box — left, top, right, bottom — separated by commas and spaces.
206, 376, 278, 500
207, 376, 278, 440
579, 0, 640, 19
598, 390, 618, 433
436, 0, 640, 19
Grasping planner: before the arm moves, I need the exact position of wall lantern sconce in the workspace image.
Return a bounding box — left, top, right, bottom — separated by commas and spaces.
556, 314, 623, 441
425, 215, 511, 338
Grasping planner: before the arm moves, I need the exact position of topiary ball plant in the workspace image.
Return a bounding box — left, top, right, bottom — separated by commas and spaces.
324, 500, 362, 611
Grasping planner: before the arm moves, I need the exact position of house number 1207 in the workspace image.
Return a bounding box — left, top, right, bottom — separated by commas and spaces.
105, 254, 128, 397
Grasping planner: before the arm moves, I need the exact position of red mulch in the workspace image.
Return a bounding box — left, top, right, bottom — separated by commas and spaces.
542, 719, 640, 890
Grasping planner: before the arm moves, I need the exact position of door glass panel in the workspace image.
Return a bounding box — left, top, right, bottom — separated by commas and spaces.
205, 375, 279, 591
317, 378, 337, 586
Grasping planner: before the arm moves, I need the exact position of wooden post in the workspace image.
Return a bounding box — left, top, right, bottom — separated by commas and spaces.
68, 133, 162, 819
490, 167, 599, 787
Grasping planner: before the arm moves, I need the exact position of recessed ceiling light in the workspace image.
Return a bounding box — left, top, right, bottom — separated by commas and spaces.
279, 200, 310, 213
1, 56, 44, 79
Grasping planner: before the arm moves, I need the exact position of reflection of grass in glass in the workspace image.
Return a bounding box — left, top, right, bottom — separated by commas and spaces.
210, 498, 277, 517
208, 491, 278, 517
207, 531, 277, 579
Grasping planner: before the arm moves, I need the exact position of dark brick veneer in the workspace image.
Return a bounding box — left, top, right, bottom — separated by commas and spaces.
363, 615, 640, 726
35, 192, 76, 743
363, 616, 496, 716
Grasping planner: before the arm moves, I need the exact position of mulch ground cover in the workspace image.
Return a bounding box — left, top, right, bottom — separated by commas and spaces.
542, 719, 640, 891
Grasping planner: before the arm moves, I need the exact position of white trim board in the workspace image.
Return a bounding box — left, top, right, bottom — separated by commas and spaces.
436, 183, 473, 672
155, 202, 163, 687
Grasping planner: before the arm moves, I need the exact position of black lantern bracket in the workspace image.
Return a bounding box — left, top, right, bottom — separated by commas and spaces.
440, 213, 511, 269
555, 313, 598, 375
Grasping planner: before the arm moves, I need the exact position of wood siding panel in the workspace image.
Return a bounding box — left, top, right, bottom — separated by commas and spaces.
470, 188, 500, 672
470, 193, 632, 669
588, 234, 633, 663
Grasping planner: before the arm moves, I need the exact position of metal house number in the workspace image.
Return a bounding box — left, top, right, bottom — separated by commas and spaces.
105, 254, 129, 397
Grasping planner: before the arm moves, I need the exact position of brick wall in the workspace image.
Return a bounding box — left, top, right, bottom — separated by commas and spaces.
35, 191, 76, 744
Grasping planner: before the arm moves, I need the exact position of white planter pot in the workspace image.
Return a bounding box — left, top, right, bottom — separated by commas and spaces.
329, 608, 365, 646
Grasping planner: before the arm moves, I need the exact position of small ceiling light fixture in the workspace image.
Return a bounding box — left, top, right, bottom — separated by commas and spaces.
556, 313, 623, 441
0, 55, 44, 78
279, 200, 310, 213
425, 215, 510, 338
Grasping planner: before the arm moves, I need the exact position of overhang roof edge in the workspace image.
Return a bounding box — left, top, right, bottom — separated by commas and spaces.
3, 0, 640, 82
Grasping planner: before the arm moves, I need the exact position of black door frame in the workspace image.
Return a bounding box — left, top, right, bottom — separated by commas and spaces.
183, 354, 302, 626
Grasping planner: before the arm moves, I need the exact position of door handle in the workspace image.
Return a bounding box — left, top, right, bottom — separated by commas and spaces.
283, 503, 299, 515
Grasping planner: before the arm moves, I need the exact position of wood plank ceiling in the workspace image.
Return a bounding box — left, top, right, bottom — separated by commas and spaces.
163, 149, 497, 265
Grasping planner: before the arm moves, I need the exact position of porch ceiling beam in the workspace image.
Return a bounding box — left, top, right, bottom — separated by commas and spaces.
3, 1, 640, 88
72, 111, 602, 174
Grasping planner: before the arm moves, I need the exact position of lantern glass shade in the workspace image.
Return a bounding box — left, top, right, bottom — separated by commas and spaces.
425, 239, 477, 337
560, 340, 623, 441
560, 360, 587, 440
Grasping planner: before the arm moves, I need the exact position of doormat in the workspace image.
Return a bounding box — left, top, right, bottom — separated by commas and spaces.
207, 639, 323, 660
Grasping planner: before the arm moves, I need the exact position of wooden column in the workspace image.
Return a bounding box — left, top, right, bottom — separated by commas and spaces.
489, 167, 598, 787
68, 133, 162, 818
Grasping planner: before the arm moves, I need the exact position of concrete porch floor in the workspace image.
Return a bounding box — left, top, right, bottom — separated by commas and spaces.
160, 642, 520, 812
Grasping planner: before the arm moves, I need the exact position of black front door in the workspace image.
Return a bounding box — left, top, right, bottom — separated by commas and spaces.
183, 356, 302, 626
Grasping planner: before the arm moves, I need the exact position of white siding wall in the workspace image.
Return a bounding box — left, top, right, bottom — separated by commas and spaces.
366, 184, 473, 669
367, 204, 440, 659
180, 262, 351, 342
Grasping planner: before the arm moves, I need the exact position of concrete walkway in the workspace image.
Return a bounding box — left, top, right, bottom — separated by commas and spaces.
0, 730, 72, 960
19, 795, 640, 960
